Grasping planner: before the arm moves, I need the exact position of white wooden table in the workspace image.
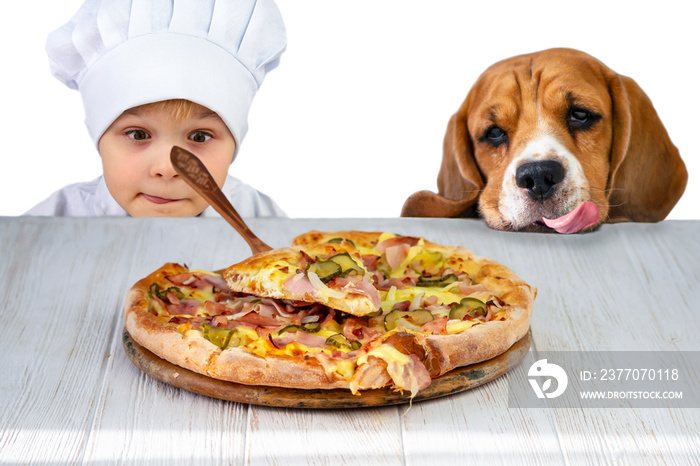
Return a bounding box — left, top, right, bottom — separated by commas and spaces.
1, 216, 698, 465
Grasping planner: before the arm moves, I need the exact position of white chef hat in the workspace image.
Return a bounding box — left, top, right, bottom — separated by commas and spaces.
46, 0, 286, 152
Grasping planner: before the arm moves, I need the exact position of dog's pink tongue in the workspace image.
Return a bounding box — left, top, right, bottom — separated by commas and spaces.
541, 202, 599, 234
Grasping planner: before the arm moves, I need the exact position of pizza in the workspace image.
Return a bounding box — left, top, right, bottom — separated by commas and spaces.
124, 231, 535, 397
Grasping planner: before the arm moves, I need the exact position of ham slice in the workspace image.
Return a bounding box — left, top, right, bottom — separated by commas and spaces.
458, 283, 488, 295
346, 276, 382, 311
420, 316, 448, 335
199, 274, 232, 292
167, 273, 208, 289
283, 273, 317, 299
376, 236, 419, 254
272, 330, 327, 348
166, 299, 200, 316
385, 244, 411, 271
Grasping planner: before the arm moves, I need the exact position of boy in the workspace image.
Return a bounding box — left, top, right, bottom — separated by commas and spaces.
26, 0, 286, 218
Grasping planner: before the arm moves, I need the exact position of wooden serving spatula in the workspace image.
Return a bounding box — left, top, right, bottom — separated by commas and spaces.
170, 145, 273, 256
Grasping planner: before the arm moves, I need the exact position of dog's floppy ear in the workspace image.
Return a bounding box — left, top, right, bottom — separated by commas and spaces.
402, 112, 484, 218
606, 74, 687, 222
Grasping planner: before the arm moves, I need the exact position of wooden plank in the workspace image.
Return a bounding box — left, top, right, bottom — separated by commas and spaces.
0, 218, 142, 464
82, 349, 250, 464
245, 406, 404, 466
612, 222, 700, 350
402, 380, 565, 465
83, 218, 252, 464
493, 221, 699, 464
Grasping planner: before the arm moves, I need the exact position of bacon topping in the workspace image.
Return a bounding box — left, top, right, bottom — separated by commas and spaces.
165, 290, 181, 305
405, 354, 432, 393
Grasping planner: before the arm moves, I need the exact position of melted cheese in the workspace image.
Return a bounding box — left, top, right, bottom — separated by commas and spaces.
257, 260, 297, 289
186, 288, 217, 303
357, 343, 411, 366
381, 286, 459, 310
247, 338, 277, 358
315, 355, 356, 381
388, 241, 427, 279
377, 232, 397, 243
234, 326, 259, 342
445, 319, 481, 334
381, 284, 489, 311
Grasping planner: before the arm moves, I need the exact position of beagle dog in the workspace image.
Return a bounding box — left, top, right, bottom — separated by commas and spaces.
402, 48, 687, 233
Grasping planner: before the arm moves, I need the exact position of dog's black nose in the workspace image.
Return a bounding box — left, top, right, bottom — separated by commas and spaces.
515, 161, 565, 201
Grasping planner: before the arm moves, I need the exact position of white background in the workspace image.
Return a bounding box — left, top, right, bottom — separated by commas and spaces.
1, 0, 697, 219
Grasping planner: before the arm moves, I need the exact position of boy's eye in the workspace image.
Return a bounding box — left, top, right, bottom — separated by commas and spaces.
189, 131, 213, 143
125, 129, 150, 141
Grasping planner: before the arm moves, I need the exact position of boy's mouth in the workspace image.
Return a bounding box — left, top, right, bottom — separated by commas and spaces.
142, 193, 180, 205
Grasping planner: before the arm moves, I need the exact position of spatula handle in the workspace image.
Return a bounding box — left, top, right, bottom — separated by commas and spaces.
170, 146, 273, 255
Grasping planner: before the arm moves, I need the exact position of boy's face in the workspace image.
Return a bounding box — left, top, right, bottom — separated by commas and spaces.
98, 102, 236, 217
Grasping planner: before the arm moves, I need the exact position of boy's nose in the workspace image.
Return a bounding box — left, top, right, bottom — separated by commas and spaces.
151, 146, 179, 179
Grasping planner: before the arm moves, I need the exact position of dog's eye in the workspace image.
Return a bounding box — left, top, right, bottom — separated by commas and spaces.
567, 107, 600, 132
482, 126, 508, 147
570, 109, 590, 123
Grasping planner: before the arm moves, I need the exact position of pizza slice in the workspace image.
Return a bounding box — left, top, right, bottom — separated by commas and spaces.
223, 242, 381, 318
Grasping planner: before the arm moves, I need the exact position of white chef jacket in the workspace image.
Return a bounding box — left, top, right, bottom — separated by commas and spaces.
24, 175, 286, 218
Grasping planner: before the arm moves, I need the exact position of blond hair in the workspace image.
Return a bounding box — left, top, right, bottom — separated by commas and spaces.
136, 99, 195, 120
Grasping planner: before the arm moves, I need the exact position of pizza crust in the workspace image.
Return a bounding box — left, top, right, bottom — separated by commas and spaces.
124, 265, 213, 378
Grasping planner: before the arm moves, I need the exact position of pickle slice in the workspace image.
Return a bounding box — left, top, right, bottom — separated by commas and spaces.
325, 333, 362, 351
449, 297, 487, 320
328, 252, 363, 276
202, 325, 235, 349
279, 322, 322, 334
306, 260, 342, 283
307, 252, 364, 283
149, 283, 184, 303
416, 273, 458, 288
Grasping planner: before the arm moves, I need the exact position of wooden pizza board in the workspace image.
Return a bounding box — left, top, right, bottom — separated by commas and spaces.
123, 327, 532, 409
